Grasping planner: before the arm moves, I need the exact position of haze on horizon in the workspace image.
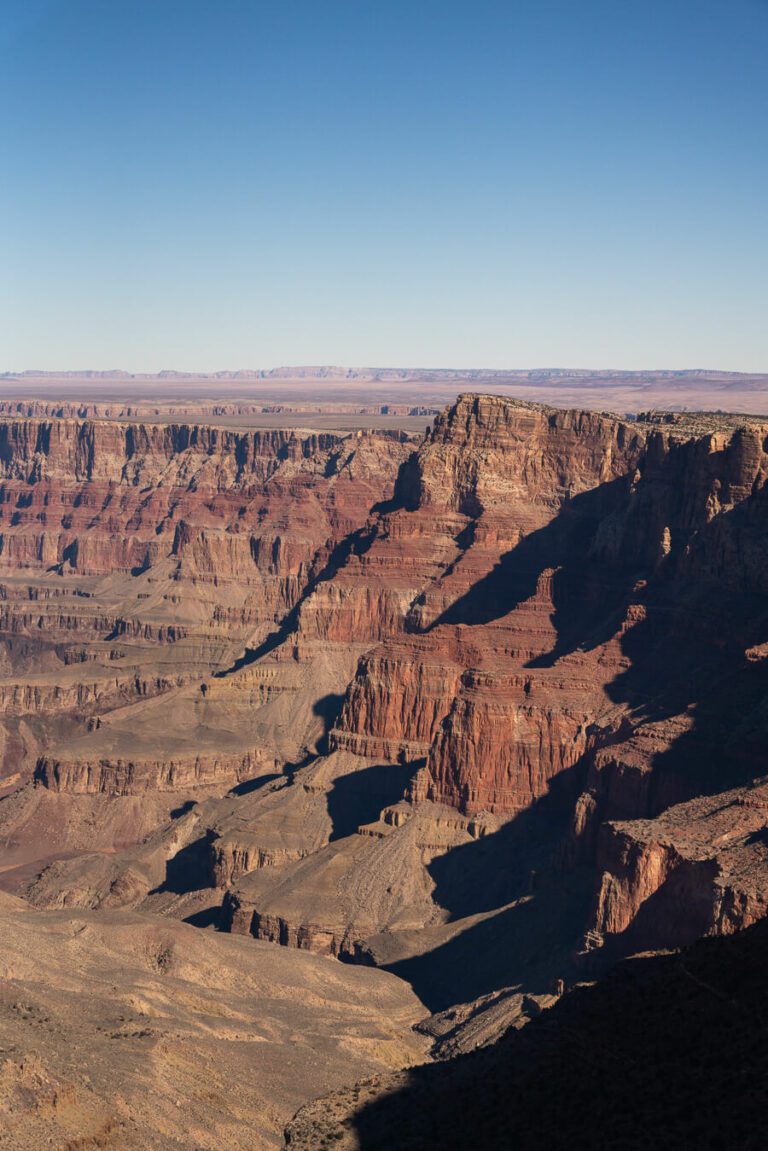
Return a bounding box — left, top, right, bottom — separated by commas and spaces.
3, 0, 767, 374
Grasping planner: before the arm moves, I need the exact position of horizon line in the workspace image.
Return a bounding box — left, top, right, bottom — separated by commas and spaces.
2, 365, 767, 379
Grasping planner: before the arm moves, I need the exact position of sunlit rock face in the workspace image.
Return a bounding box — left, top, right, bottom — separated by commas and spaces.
2, 396, 768, 1022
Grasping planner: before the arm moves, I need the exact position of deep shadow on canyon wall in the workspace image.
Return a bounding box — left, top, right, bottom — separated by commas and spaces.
286, 917, 768, 1150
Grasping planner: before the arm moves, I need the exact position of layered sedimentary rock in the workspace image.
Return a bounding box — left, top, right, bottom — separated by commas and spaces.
585, 779, 768, 957
224, 792, 486, 960
3, 395, 768, 1018
339, 403, 767, 815
0, 419, 410, 603
4, 393, 768, 1151
216, 397, 768, 971
35, 745, 262, 794
0, 417, 411, 885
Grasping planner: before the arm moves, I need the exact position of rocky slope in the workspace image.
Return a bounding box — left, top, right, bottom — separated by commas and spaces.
284, 913, 768, 1151
212, 396, 768, 983
0, 892, 428, 1151
10, 397, 767, 976
0, 394, 767, 1145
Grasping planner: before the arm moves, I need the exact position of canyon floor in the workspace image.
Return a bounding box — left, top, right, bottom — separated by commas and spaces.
0, 383, 766, 1147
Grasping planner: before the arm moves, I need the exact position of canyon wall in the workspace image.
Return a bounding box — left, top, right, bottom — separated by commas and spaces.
2, 397, 767, 1001
258, 397, 768, 966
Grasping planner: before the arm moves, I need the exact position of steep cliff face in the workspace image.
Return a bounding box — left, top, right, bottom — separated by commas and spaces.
297, 398, 646, 647
409, 397, 645, 514
0, 418, 343, 483
4, 393, 765, 1151
0, 419, 410, 592
274, 397, 768, 966
582, 779, 768, 960
2, 397, 767, 1005
0, 421, 411, 662
328, 401, 768, 827
0, 417, 410, 828
35, 746, 262, 795
310, 398, 643, 813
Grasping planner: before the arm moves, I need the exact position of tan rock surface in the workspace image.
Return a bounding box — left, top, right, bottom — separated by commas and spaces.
0, 895, 428, 1151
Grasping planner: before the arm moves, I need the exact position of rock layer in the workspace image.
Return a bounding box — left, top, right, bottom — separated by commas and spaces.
2, 396, 768, 1014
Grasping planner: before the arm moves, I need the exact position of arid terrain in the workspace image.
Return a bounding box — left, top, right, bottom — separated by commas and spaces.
4, 365, 768, 423
0, 381, 766, 1147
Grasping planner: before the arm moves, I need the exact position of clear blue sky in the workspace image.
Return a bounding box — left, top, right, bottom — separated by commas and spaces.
2, 0, 767, 372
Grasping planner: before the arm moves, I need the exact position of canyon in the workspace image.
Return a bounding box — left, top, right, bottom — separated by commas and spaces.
0, 389, 766, 1146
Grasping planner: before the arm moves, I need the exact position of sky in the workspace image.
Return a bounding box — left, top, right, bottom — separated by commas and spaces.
2, 0, 767, 373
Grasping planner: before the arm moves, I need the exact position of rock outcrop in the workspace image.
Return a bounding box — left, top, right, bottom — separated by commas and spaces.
2, 395, 768, 1025
585, 779, 768, 958
215, 396, 768, 972
284, 915, 768, 1151
0, 417, 412, 897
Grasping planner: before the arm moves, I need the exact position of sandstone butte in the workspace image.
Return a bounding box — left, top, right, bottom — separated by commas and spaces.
0, 393, 766, 1147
